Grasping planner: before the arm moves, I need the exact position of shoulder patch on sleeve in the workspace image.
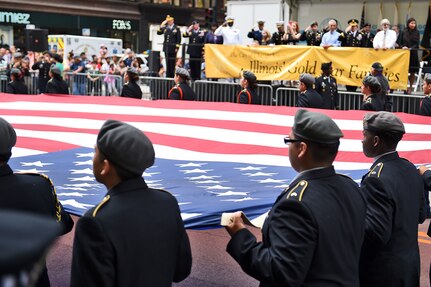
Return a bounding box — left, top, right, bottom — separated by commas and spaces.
368, 162, 384, 178
92, 195, 111, 217
286, 180, 308, 201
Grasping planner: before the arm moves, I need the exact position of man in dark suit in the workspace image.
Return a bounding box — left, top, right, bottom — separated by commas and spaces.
225, 109, 366, 287
360, 111, 426, 287
296, 73, 323, 108
183, 20, 205, 81
315, 62, 338, 109
0, 117, 74, 287
71, 120, 192, 287
157, 15, 181, 78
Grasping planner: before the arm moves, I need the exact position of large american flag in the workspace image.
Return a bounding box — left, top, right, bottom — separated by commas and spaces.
2, 94, 430, 228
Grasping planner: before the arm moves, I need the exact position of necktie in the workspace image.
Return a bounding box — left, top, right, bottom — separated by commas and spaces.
382, 31, 387, 48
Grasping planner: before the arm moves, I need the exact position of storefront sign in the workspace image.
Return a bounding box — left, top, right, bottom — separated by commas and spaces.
112, 19, 131, 30
0, 11, 30, 24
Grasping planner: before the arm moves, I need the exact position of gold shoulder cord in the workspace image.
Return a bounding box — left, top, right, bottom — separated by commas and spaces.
286, 180, 308, 201
40, 174, 62, 222
93, 195, 111, 217
368, 162, 384, 178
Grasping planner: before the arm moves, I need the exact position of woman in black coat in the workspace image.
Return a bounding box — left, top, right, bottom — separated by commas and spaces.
400, 17, 420, 94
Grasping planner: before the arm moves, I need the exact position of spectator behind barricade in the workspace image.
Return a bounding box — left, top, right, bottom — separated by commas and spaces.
320, 19, 341, 48
99, 44, 108, 59
103, 59, 118, 96
86, 60, 102, 96
296, 73, 323, 108
70, 55, 86, 95
157, 15, 182, 78
247, 20, 265, 45
300, 21, 322, 46
70, 120, 192, 286
7, 52, 29, 82
392, 25, 402, 48
31, 51, 52, 94
52, 53, 64, 76
373, 19, 397, 50
359, 112, 426, 286
46, 64, 69, 95
360, 75, 384, 111
120, 67, 142, 99
271, 21, 289, 45
168, 68, 196, 100
315, 62, 339, 109
204, 23, 224, 45
80, 52, 89, 72
0, 210, 62, 287
420, 74, 431, 116
400, 18, 420, 94
215, 16, 242, 45
183, 20, 205, 81
0, 117, 74, 287
260, 30, 271, 46
123, 48, 134, 67
361, 23, 375, 48
370, 62, 391, 111
237, 70, 260, 104
5, 68, 28, 94
116, 59, 128, 76
287, 20, 301, 45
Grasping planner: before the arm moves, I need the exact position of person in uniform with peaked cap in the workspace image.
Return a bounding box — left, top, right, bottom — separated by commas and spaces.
225, 109, 366, 286
0, 117, 74, 287
271, 21, 289, 45
120, 67, 142, 99
359, 111, 426, 287
71, 119, 192, 286
157, 15, 181, 78
315, 62, 339, 109
168, 67, 196, 100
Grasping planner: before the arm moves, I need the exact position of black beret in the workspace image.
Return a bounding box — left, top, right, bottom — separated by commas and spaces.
425, 74, 431, 85
10, 68, 21, 77
175, 67, 190, 80
0, 210, 61, 274
50, 64, 61, 76
363, 111, 405, 135
243, 70, 256, 82
371, 62, 383, 72
97, 120, 155, 176
362, 75, 381, 89
293, 109, 343, 144
321, 62, 332, 70
0, 117, 16, 155
127, 67, 139, 76
299, 73, 315, 86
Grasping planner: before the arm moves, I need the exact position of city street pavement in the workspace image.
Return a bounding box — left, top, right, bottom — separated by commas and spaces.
47, 216, 431, 287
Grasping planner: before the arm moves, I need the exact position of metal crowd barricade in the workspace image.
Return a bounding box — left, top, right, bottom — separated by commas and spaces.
274, 87, 299, 107
0, 73, 8, 92
138, 76, 175, 100
193, 80, 239, 102
25, 71, 39, 95
337, 91, 363, 110
391, 93, 423, 114
64, 72, 123, 96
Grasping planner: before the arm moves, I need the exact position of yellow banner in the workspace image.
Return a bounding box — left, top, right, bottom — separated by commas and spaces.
204, 45, 409, 90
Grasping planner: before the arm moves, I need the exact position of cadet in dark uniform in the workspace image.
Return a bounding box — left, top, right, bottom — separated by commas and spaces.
5, 68, 28, 94
71, 120, 192, 287
120, 67, 142, 99
361, 23, 375, 48
237, 70, 260, 104
420, 74, 431, 116
296, 73, 323, 108
0, 117, 74, 287
46, 65, 69, 94
157, 15, 181, 78
168, 68, 196, 100
370, 62, 391, 111
183, 20, 205, 81
419, 165, 431, 219
360, 76, 384, 111
299, 21, 322, 46
270, 21, 289, 45
225, 109, 366, 287
31, 51, 52, 94
315, 62, 338, 109
360, 112, 426, 287
247, 20, 265, 44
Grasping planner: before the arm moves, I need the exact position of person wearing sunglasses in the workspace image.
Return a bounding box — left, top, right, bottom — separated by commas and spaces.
373, 19, 397, 50
225, 109, 366, 286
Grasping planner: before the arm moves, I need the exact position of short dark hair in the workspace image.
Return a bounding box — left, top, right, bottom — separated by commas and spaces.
366, 129, 403, 149
296, 137, 339, 163
98, 149, 139, 181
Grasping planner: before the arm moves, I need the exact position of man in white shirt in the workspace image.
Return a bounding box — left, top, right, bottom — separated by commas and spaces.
215, 16, 242, 45
320, 19, 341, 48
373, 19, 397, 50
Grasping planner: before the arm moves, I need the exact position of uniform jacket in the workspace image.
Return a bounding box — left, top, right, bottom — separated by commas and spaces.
296, 88, 323, 108
299, 30, 322, 46
360, 152, 426, 287
361, 94, 385, 111
339, 30, 365, 47
168, 82, 196, 101
227, 166, 366, 287
32, 61, 52, 92
157, 24, 182, 54
270, 31, 289, 45
247, 29, 264, 44
71, 177, 192, 287
46, 77, 69, 94
363, 32, 375, 48
121, 81, 142, 99
237, 87, 260, 104
204, 31, 223, 44
0, 163, 74, 287
5, 80, 28, 94
315, 75, 338, 109
420, 95, 431, 116
183, 29, 205, 57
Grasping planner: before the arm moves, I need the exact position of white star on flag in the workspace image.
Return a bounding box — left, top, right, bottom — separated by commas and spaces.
199, 184, 232, 190
194, 180, 226, 184
180, 169, 213, 174
142, 171, 161, 177
70, 168, 93, 174
57, 192, 97, 197
244, 172, 278, 177
176, 162, 207, 167
234, 166, 266, 171
61, 199, 94, 209
68, 176, 95, 182
76, 152, 94, 158
186, 175, 221, 180
20, 161, 53, 167
16, 168, 48, 173
221, 197, 259, 202
255, 178, 288, 183
64, 183, 100, 188
209, 191, 249, 196
74, 160, 93, 166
